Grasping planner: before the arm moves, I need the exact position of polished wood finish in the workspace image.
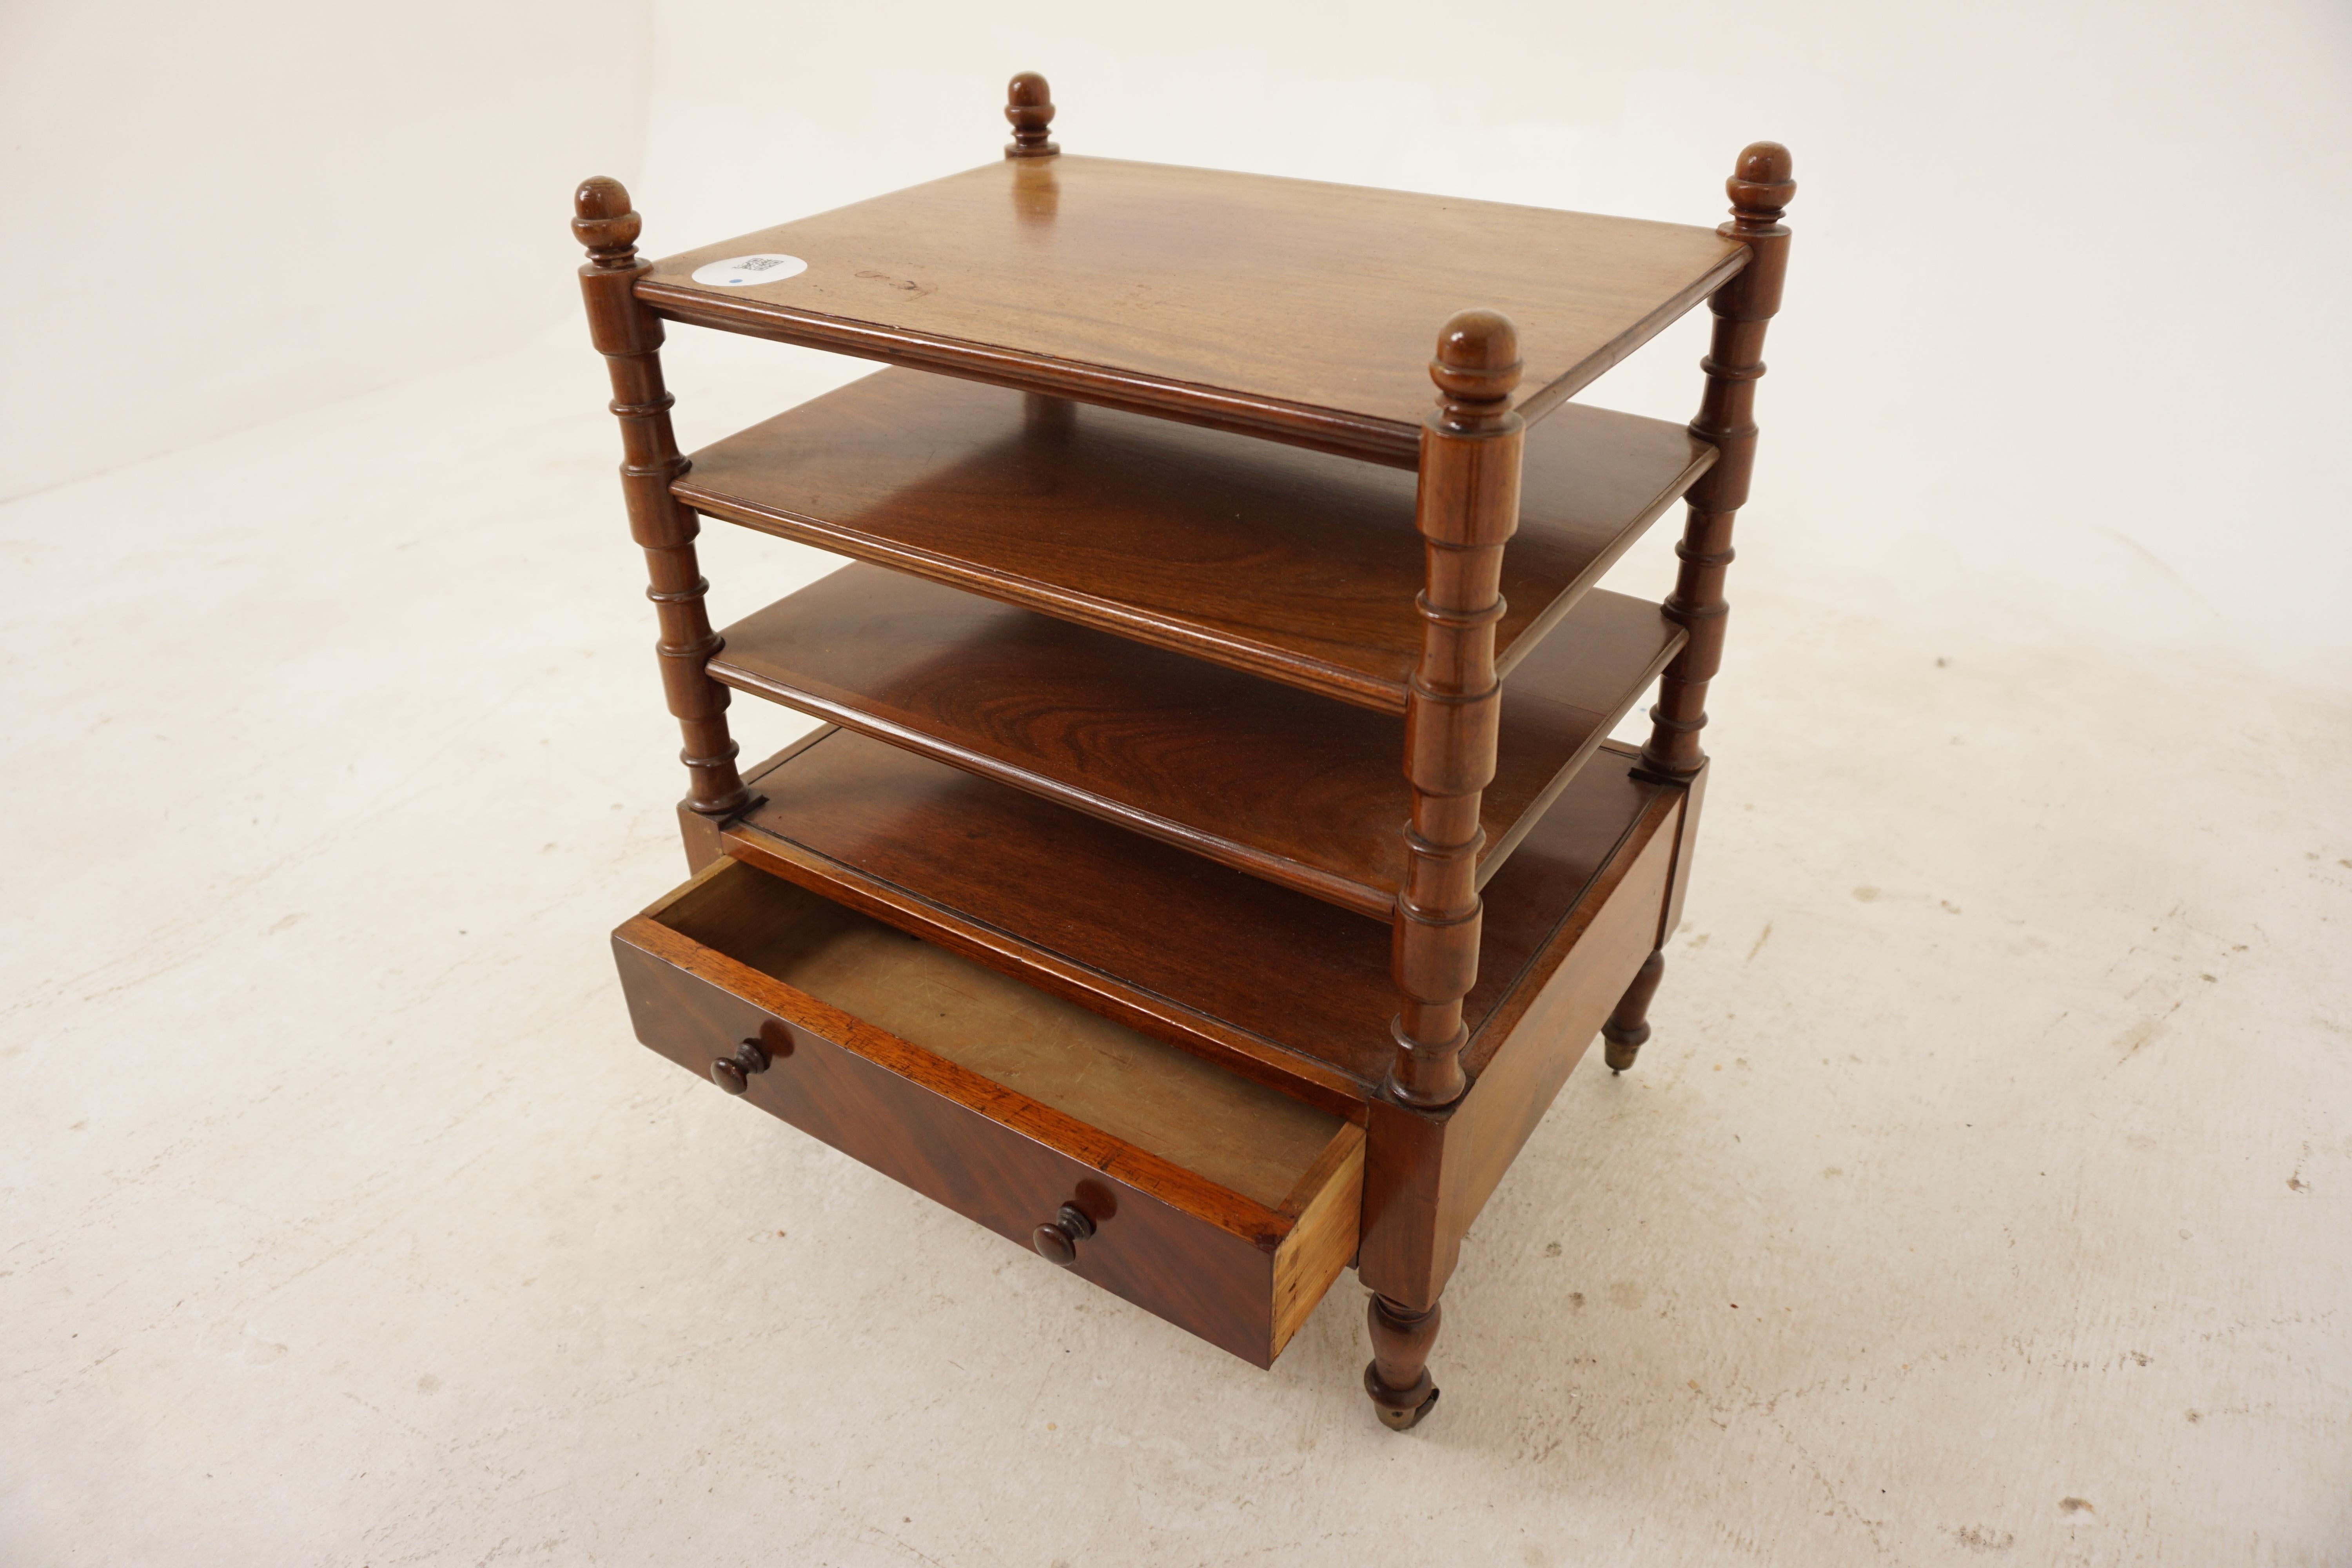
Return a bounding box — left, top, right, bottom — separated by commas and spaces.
636, 157, 1746, 465
1457, 786, 1685, 1085
676, 723, 835, 875
704, 730, 1675, 1107
615, 857, 1363, 1365
1365, 1294, 1442, 1431
721, 732, 1383, 1109
1601, 949, 1667, 1072
573, 177, 750, 819
676, 369, 1711, 713
1604, 140, 1797, 1096
1654, 756, 1710, 947
656, 858, 1343, 1206
584, 117, 1799, 1432
1641, 143, 1795, 780
1352, 143, 1795, 1416
1031, 1201, 1094, 1265
708, 1035, 771, 1094
1359, 793, 1680, 1302
708, 564, 1679, 918
1614, 750, 1711, 1071
1004, 72, 1057, 158
1385, 312, 1523, 1107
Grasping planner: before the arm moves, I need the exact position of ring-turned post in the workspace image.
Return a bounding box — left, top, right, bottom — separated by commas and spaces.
1386, 310, 1524, 1109
1611, 141, 1795, 1073
1640, 142, 1795, 780
572, 176, 751, 828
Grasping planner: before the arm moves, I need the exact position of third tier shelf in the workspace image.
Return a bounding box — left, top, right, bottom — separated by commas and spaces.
709, 564, 1681, 920
677, 368, 1712, 712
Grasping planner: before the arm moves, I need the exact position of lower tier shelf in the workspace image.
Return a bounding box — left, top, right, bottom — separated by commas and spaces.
709, 563, 1681, 920
711, 727, 1688, 1110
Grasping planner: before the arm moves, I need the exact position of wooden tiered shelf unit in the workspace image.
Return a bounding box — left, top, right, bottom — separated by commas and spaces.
580, 71, 1795, 1429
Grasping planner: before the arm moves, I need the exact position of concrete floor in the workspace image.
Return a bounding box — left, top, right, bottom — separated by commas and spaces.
4, 333, 2347, 1567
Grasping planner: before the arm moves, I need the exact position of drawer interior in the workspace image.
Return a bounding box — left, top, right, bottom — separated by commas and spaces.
657, 860, 1347, 1212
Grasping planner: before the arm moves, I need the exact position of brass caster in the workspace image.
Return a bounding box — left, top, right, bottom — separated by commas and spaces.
1602, 1020, 1648, 1074
1364, 1363, 1439, 1431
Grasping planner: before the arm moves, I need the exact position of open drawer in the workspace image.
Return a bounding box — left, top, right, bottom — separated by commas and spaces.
612, 857, 1365, 1367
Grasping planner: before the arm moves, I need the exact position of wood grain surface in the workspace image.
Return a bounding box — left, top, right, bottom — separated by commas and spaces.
677, 368, 1710, 712
708, 566, 1680, 918
656, 860, 1341, 1208
639, 157, 1744, 463
614, 858, 1362, 1365
1642, 142, 1795, 781
1357, 786, 1683, 1311
711, 731, 1669, 1100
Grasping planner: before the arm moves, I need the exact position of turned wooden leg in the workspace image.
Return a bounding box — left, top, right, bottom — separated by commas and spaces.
1602, 949, 1667, 1073
1363, 1293, 1442, 1431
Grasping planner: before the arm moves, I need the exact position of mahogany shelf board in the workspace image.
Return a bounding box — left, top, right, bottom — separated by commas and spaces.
639, 156, 1746, 464
678, 369, 1711, 713
716, 729, 1672, 1103
710, 566, 1679, 920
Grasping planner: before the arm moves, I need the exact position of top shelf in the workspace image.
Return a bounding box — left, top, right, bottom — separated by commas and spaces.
639, 156, 1744, 466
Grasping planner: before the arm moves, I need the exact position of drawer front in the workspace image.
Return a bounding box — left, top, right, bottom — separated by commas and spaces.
613, 915, 1350, 1367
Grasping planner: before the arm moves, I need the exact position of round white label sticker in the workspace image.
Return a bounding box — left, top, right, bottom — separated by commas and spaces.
690, 253, 809, 287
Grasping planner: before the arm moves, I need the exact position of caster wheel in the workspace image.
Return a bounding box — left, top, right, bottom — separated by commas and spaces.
1364, 1363, 1439, 1431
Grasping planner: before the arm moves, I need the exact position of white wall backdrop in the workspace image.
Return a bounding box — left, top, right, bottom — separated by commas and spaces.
6, 1, 2344, 659
0, 0, 652, 502
632, 0, 2352, 663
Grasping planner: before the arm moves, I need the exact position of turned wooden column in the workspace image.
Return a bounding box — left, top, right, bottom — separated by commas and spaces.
1641, 142, 1795, 780
1612, 141, 1795, 1074
1004, 72, 1058, 158
573, 176, 751, 823
1385, 309, 1524, 1109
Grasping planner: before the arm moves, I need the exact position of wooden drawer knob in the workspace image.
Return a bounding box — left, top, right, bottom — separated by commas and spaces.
1031, 1201, 1096, 1265
709, 1038, 771, 1094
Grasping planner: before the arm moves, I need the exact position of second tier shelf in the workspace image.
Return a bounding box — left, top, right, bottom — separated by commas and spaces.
677, 368, 1711, 713
709, 564, 1682, 920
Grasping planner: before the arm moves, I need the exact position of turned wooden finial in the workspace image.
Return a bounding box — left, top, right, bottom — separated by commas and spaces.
572, 176, 642, 268
1429, 309, 1522, 432
1726, 142, 1795, 228
1005, 72, 1058, 158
